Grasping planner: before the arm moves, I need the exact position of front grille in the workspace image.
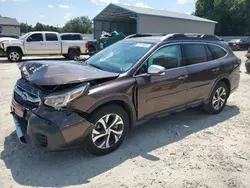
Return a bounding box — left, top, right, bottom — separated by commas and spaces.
36, 134, 48, 147
13, 84, 40, 110
14, 92, 39, 110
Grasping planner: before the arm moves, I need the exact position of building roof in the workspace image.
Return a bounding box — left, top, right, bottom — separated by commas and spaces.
0, 17, 20, 26
94, 3, 217, 24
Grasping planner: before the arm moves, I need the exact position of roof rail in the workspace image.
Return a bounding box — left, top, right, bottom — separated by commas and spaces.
161, 33, 221, 41
125, 33, 167, 39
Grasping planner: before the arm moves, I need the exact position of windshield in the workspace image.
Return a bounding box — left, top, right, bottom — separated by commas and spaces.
19, 33, 30, 40
85, 41, 154, 73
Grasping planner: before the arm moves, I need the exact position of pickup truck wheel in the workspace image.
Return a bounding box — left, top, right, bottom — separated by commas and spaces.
67, 49, 80, 60
7, 49, 22, 62
85, 105, 129, 156
88, 45, 96, 56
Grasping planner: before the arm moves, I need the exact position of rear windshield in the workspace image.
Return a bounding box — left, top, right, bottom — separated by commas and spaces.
86, 41, 155, 73
61, 34, 82, 40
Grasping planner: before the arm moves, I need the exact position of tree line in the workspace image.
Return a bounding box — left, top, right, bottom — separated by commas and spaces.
195, 0, 250, 36
20, 16, 92, 34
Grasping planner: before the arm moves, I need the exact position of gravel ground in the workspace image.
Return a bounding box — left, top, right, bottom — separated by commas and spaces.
0, 53, 249, 188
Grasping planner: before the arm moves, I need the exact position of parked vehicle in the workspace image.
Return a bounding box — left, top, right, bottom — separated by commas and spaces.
0, 31, 88, 62
87, 31, 126, 55
228, 38, 250, 51
11, 33, 240, 155
0, 33, 19, 39
246, 48, 250, 72
0, 34, 19, 56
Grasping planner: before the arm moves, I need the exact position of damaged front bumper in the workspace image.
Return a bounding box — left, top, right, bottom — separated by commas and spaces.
11, 102, 94, 151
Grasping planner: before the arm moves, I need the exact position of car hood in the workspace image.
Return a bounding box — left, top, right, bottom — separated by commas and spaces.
0, 37, 18, 43
19, 61, 119, 86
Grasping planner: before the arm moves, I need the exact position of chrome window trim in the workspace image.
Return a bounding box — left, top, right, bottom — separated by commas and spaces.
14, 86, 40, 103
134, 41, 230, 77
181, 42, 229, 68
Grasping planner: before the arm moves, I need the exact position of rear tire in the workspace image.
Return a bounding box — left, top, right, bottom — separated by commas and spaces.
7, 49, 22, 62
88, 45, 96, 56
67, 48, 80, 60
85, 105, 129, 156
203, 82, 229, 114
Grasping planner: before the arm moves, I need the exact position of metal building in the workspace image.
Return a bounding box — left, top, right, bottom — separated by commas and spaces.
93, 4, 217, 39
0, 17, 20, 35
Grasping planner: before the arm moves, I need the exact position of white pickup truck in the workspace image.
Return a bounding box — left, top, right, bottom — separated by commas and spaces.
0, 31, 88, 62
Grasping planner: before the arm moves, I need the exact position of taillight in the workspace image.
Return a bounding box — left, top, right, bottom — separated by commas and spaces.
85, 42, 88, 49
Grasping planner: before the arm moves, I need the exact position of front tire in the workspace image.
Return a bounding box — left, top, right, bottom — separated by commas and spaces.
203, 82, 229, 114
7, 49, 22, 62
85, 105, 129, 155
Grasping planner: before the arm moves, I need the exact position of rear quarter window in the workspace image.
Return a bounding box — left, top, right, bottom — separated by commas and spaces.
61, 34, 82, 40
207, 44, 227, 59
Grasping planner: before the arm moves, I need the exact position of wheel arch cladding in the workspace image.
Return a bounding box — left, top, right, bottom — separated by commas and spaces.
87, 98, 137, 129
210, 76, 231, 97
7, 46, 23, 55
68, 46, 81, 53
219, 78, 231, 93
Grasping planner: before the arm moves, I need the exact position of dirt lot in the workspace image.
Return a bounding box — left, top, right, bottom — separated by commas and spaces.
0, 53, 249, 188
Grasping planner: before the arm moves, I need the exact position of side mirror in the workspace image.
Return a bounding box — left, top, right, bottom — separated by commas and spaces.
147, 65, 166, 75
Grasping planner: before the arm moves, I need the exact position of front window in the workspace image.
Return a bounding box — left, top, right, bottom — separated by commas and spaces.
85, 41, 154, 73
137, 45, 181, 75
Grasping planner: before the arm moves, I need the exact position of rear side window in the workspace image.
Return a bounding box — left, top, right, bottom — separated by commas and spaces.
45, 33, 58, 41
27, 34, 43, 42
182, 44, 207, 65
207, 45, 227, 59
61, 34, 82, 40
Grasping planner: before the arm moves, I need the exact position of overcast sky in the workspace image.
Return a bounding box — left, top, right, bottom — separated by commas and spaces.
0, 0, 196, 26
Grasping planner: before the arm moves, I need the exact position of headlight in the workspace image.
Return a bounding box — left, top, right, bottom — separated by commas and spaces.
0, 43, 4, 49
44, 84, 88, 108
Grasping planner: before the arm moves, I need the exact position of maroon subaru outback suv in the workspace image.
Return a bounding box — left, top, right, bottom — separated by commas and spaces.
11, 33, 241, 155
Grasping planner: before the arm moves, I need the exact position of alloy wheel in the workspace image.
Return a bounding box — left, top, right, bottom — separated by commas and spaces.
212, 87, 227, 110
92, 113, 124, 149
9, 52, 20, 61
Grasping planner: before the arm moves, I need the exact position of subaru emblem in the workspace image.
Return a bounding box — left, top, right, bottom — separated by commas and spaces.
21, 92, 28, 101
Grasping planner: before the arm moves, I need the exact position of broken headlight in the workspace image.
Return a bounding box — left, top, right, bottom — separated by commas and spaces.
44, 84, 88, 108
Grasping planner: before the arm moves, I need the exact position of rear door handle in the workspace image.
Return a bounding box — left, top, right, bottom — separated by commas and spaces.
178, 75, 188, 80
212, 68, 220, 73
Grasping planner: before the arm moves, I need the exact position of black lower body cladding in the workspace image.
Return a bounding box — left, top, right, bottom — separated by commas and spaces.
11, 104, 94, 151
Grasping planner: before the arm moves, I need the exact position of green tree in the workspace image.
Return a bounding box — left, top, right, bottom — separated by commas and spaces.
63, 16, 92, 33
195, 0, 249, 36
20, 22, 33, 33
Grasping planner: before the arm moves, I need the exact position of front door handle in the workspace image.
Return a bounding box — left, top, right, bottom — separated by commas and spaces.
212, 68, 220, 73
178, 75, 188, 80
